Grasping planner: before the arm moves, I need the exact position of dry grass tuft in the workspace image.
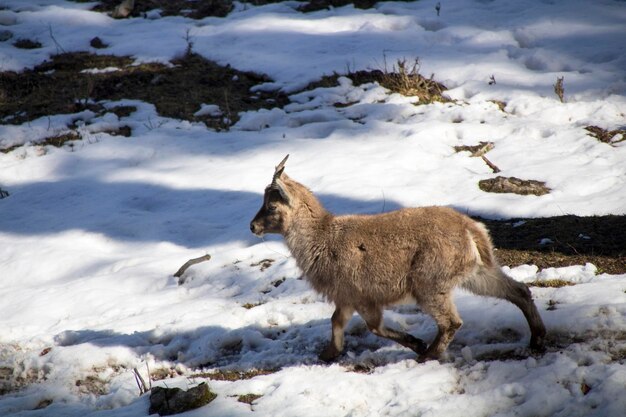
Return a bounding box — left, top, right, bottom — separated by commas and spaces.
527, 279, 575, 288
194, 368, 277, 381
306, 58, 447, 104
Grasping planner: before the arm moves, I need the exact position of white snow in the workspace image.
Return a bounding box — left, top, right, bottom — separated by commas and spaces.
1, 0, 625, 416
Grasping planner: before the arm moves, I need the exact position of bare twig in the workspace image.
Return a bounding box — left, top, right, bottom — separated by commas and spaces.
481, 155, 501, 173
454, 141, 494, 157
554, 76, 564, 103
184, 28, 195, 56
48, 24, 66, 54
174, 254, 212, 278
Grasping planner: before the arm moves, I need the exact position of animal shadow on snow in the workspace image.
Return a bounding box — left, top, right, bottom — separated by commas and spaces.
0, 177, 401, 248
53, 304, 538, 374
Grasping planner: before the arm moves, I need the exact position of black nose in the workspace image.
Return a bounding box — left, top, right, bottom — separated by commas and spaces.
250, 223, 256, 233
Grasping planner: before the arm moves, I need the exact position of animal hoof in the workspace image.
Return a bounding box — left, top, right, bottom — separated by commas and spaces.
530, 336, 546, 353
404, 334, 428, 355
417, 354, 436, 363
319, 347, 340, 363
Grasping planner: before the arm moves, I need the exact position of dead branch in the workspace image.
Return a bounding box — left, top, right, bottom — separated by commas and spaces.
174, 254, 212, 278
554, 76, 564, 103
454, 141, 494, 157
481, 155, 501, 173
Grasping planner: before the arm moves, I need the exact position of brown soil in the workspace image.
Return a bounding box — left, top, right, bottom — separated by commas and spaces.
0, 52, 288, 134
73, 0, 416, 18
480, 215, 625, 274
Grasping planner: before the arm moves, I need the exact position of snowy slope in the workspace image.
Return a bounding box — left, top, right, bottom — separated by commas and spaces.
0, 0, 625, 416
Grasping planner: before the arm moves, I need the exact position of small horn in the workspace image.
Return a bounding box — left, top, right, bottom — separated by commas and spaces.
271, 154, 289, 187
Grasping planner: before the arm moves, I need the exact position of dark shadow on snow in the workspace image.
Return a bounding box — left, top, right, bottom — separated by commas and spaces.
0, 178, 401, 248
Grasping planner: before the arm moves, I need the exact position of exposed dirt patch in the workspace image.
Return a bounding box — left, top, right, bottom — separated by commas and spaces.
251, 258, 275, 271
77, 0, 235, 19
237, 393, 262, 404
0, 51, 288, 134
75, 375, 108, 396
194, 368, 277, 381
526, 279, 575, 288
13, 38, 42, 49
242, 302, 263, 309
299, 0, 383, 12
480, 215, 626, 274
75, 0, 414, 18
478, 176, 550, 196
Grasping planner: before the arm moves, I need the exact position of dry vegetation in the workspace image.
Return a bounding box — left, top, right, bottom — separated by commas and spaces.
308, 58, 448, 104
72, 0, 417, 18
0, 51, 288, 133
193, 368, 277, 381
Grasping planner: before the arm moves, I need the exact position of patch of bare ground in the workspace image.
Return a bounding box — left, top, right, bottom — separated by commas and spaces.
193, 368, 277, 381
479, 215, 626, 274
237, 393, 262, 404
74, 0, 235, 18
306, 58, 448, 104
0, 51, 288, 145
478, 176, 550, 196
74, 0, 414, 18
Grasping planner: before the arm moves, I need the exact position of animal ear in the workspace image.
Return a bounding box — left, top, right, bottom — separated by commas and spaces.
273, 179, 291, 204
272, 154, 289, 183
269, 154, 290, 203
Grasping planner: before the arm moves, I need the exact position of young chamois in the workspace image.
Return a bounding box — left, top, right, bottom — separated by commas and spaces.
250, 155, 546, 362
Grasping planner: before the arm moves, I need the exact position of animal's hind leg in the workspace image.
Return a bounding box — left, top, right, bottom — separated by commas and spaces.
357, 306, 427, 355
319, 305, 354, 362
417, 293, 463, 361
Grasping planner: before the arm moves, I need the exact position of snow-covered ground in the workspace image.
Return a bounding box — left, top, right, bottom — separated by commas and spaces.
1, 0, 625, 416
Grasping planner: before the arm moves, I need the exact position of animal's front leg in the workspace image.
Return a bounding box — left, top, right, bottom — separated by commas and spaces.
357, 306, 427, 355
319, 305, 354, 362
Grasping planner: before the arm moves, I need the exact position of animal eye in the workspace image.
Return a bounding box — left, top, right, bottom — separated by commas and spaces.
268, 205, 277, 212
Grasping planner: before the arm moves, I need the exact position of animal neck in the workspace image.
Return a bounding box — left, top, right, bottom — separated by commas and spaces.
283, 186, 333, 271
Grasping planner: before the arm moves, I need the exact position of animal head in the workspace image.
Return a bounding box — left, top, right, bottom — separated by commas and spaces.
250, 155, 294, 237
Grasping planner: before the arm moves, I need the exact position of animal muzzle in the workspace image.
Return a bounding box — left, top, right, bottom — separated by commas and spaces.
250, 221, 264, 237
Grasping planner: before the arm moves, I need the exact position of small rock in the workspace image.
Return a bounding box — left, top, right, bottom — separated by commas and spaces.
0, 30, 13, 42
149, 383, 216, 416
90, 37, 107, 49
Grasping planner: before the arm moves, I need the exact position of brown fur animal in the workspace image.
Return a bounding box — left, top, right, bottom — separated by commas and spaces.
250, 155, 546, 361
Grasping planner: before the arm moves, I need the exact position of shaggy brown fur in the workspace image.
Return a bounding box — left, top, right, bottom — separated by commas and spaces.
250, 156, 546, 361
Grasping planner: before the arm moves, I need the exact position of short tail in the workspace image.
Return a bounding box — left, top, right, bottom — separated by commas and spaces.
462, 222, 546, 350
